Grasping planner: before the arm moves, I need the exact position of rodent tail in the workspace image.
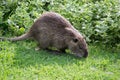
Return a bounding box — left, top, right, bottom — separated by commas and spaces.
0, 32, 32, 41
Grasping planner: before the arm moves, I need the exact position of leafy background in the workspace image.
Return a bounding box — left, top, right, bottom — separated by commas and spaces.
0, 0, 120, 47
0, 1, 120, 80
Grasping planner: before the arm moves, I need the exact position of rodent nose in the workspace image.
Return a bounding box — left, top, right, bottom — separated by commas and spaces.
83, 50, 88, 58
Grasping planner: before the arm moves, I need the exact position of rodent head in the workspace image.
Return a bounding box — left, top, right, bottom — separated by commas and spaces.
65, 27, 88, 58
68, 36, 88, 58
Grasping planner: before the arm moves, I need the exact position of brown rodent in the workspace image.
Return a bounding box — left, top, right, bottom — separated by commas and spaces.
0, 12, 88, 58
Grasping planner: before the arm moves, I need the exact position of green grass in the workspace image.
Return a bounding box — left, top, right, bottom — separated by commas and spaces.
0, 41, 120, 80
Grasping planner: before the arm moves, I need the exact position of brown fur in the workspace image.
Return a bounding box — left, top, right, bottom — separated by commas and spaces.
0, 12, 88, 58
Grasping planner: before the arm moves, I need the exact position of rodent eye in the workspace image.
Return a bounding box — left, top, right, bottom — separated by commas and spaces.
79, 46, 82, 49
73, 38, 78, 43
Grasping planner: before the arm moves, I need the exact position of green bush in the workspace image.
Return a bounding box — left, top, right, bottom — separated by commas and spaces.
48, 0, 120, 46
0, 0, 120, 46
0, 0, 44, 35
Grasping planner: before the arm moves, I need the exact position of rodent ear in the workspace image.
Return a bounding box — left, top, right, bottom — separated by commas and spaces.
73, 38, 78, 43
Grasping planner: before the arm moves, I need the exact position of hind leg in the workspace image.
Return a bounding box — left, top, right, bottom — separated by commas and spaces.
35, 44, 41, 51
35, 43, 50, 51
35, 43, 47, 51
35, 47, 41, 51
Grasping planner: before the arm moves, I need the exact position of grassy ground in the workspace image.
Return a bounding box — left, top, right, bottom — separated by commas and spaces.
0, 41, 120, 80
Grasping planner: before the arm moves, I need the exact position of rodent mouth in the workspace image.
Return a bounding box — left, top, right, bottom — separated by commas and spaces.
73, 53, 83, 58
73, 52, 88, 58
71, 50, 88, 58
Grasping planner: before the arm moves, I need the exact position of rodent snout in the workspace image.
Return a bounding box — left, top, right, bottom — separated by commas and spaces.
83, 50, 88, 58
